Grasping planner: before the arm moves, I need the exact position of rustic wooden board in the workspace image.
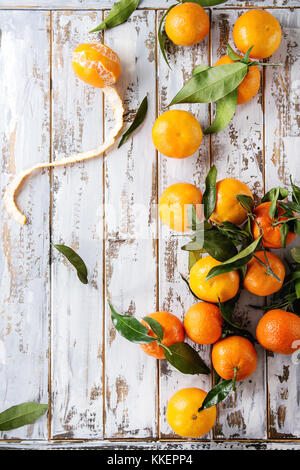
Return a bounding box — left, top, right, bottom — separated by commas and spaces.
211, 9, 266, 440
0, 10, 50, 439
103, 9, 158, 438
50, 10, 104, 439
0, 2, 300, 449
157, 9, 212, 439
1, 1, 300, 9
264, 8, 300, 439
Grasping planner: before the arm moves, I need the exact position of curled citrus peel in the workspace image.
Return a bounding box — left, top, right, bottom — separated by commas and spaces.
4, 43, 124, 225
4, 86, 124, 225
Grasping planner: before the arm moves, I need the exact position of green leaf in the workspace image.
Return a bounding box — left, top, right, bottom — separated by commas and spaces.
217, 222, 252, 246
291, 247, 300, 264
198, 380, 234, 411
143, 316, 164, 341
203, 165, 217, 219
192, 64, 210, 76
290, 176, 300, 206
158, 5, 176, 69
262, 186, 289, 203
189, 250, 202, 272
241, 45, 254, 64
89, 0, 139, 32
118, 96, 148, 148
0, 402, 48, 431
226, 44, 241, 61
187, 204, 202, 231
269, 186, 280, 220
280, 223, 289, 248
53, 244, 88, 284
236, 194, 254, 213
169, 62, 248, 105
164, 342, 210, 375
182, 0, 228, 5
295, 220, 300, 237
181, 237, 205, 252
204, 88, 238, 134
203, 227, 238, 262
206, 236, 262, 280
109, 302, 157, 344
295, 280, 300, 299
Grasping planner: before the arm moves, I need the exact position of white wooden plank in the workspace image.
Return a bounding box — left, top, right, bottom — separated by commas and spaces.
0, 11, 50, 439
211, 10, 266, 439
51, 11, 104, 439
265, 9, 300, 439
1, 1, 299, 9
157, 10, 212, 439
104, 10, 158, 438
1, 439, 300, 450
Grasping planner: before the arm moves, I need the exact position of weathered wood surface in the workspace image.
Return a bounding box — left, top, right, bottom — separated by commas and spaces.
264, 9, 300, 439
0, 3, 300, 448
0, 10, 50, 440
1, 1, 300, 9
51, 10, 104, 439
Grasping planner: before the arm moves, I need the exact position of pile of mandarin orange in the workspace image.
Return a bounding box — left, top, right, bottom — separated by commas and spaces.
72, 5, 299, 438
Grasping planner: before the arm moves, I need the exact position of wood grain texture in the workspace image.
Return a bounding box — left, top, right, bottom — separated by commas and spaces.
0, 10, 50, 439
104, 9, 158, 438
1, 1, 300, 9
0, 3, 299, 447
211, 9, 266, 440
157, 9, 212, 439
51, 11, 104, 439
264, 9, 300, 439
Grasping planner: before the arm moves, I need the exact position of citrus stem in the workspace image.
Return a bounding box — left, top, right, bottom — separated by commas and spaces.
232, 366, 238, 392
272, 217, 298, 227
158, 341, 172, 356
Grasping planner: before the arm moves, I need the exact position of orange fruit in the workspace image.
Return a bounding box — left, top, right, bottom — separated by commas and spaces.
159, 183, 203, 232
184, 302, 223, 345
243, 250, 285, 296
210, 178, 254, 226
256, 309, 300, 355
214, 55, 261, 104
233, 10, 282, 59
167, 388, 216, 438
140, 312, 185, 359
252, 202, 296, 249
152, 110, 203, 159
165, 3, 209, 47
72, 43, 121, 88
189, 255, 240, 303
212, 336, 258, 381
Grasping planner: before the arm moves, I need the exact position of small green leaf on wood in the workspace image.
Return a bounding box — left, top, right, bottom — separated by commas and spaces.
198, 380, 234, 411
118, 96, 148, 148
143, 316, 164, 341
158, 5, 176, 69
109, 302, 157, 344
203, 165, 217, 219
0, 402, 48, 431
89, 0, 139, 32
169, 62, 248, 105
53, 244, 88, 284
204, 88, 238, 134
164, 342, 210, 375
